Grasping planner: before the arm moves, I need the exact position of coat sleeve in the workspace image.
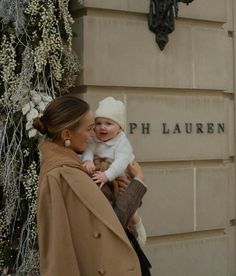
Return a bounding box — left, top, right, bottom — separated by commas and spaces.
37, 175, 81, 276
102, 179, 147, 229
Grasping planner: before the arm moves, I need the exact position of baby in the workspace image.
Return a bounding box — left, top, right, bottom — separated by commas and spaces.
82, 96, 147, 246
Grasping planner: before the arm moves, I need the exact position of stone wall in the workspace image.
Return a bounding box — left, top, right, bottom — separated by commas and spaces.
72, 0, 236, 275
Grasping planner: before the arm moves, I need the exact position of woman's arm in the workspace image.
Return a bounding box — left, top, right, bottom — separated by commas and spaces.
127, 161, 144, 182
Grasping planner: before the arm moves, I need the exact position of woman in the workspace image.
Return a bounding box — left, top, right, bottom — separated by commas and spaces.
33, 95, 147, 276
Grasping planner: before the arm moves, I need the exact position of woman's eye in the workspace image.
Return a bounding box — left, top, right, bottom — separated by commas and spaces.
87, 125, 95, 131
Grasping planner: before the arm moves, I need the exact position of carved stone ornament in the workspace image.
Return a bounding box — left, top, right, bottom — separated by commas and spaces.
148, 0, 194, 50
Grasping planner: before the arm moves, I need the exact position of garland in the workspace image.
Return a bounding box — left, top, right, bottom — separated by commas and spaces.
0, 0, 82, 274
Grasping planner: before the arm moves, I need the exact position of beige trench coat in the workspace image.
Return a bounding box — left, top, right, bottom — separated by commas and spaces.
38, 141, 145, 276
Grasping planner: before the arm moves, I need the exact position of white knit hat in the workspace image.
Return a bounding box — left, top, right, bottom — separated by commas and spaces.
95, 97, 125, 129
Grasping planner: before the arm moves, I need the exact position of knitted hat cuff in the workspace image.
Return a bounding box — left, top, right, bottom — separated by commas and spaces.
95, 97, 125, 129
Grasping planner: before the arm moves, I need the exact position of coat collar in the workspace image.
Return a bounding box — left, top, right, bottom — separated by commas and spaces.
39, 139, 87, 176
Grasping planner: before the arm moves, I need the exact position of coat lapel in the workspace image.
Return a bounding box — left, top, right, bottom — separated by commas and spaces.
61, 167, 133, 250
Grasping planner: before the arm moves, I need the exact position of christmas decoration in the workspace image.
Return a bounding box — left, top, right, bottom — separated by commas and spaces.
0, 0, 82, 274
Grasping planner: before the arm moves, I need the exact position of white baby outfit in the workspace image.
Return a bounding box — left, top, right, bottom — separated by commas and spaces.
82, 131, 134, 181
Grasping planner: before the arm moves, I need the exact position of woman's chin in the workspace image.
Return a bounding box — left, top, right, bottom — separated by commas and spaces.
75, 148, 84, 154
75, 146, 87, 154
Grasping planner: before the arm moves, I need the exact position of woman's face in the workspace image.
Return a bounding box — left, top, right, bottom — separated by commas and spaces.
68, 111, 95, 152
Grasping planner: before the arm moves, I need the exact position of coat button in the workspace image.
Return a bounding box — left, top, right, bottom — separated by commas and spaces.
93, 231, 102, 238
97, 268, 106, 275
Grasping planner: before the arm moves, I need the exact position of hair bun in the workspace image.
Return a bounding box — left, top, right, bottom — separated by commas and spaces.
33, 117, 47, 135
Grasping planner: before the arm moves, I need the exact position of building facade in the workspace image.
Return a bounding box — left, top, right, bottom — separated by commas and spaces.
72, 1, 236, 275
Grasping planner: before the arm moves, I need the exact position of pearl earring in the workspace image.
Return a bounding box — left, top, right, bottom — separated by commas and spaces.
64, 139, 71, 147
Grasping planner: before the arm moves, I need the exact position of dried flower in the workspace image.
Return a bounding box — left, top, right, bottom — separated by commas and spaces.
0, 0, 80, 273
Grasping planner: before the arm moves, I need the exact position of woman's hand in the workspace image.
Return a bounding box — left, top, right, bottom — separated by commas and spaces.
92, 171, 108, 188
117, 176, 129, 194
127, 161, 144, 181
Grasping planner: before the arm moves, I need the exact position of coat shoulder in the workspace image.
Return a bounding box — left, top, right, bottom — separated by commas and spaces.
47, 165, 91, 181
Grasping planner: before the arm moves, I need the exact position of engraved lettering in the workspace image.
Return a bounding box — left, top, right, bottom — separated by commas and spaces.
128, 122, 225, 135
129, 123, 138, 134
196, 123, 204, 133
162, 123, 170, 134
217, 123, 224, 133
141, 123, 150, 134
173, 123, 181, 134
207, 123, 214, 133
185, 123, 192, 134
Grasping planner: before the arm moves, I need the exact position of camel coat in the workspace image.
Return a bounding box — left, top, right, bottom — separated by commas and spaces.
37, 140, 146, 276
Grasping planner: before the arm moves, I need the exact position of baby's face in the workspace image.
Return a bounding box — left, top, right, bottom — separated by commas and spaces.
95, 117, 121, 142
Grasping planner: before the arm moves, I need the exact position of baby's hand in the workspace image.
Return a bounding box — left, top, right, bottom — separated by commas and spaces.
82, 160, 96, 175
92, 171, 108, 188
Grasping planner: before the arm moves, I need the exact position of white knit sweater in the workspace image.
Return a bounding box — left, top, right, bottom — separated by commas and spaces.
82, 131, 135, 181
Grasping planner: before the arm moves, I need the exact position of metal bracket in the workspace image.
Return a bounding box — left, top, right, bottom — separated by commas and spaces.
148, 0, 194, 50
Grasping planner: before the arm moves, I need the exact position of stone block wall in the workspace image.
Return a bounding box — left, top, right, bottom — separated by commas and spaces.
72, 0, 236, 275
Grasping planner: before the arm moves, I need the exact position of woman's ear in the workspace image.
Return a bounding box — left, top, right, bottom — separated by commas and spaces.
60, 129, 71, 141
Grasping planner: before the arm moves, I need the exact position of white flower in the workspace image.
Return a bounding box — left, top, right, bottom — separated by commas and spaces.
30, 90, 37, 96
26, 108, 39, 122
28, 128, 37, 138
37, 101, 46, 112
42, 95, 52, 102
26, 120, 33, 130
22, 103, 31, 115
23, 149, 30, 157
30, 101, 35, 108
31, 93, 42, 105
